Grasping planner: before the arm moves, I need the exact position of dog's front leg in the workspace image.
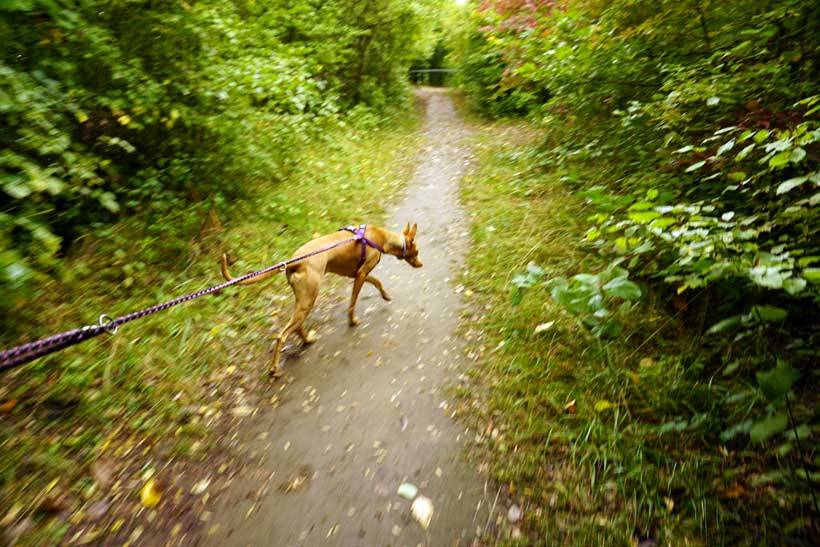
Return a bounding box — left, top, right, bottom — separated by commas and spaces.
348, 273, 367, 326
365, 275, 392, 301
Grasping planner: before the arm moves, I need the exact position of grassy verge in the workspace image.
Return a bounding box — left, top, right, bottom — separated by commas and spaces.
457, 120, 808, 545
0, 102, 423, 545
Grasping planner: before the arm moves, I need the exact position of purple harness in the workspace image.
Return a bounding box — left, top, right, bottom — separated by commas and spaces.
340, 224, 386, 271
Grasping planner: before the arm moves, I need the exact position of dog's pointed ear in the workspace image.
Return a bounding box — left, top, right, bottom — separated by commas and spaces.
402, 222, 410, 236
409, 223, 417, 239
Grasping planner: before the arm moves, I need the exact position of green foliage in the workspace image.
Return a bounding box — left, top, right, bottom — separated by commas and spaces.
0, 105, 423, 544
0, 0, 441, 327
458, 0, 819, 542
531, 262, 641, 338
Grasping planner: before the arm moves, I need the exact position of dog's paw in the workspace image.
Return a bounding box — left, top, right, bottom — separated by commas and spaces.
348, 316, 360, 327
303, 330, 318, 344
269, 368, 284, 379
381, 292, 392, 302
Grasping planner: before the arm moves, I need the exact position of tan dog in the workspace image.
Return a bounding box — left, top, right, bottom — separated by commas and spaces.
221, 223, 422, 377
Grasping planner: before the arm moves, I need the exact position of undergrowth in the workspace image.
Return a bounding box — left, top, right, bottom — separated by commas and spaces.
0, 103, 422, 545
458, 121, 817, 545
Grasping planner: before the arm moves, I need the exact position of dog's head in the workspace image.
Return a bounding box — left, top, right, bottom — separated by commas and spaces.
401, 222, 423, 268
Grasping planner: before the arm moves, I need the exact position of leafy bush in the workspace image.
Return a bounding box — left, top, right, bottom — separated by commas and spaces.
457, 0, 819, 541
0, 0, 440, 331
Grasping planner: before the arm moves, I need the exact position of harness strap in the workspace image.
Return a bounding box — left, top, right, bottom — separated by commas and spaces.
340, 224, 385, 271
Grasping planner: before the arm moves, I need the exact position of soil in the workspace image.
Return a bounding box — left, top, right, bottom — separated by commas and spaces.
203, 88, 492, 546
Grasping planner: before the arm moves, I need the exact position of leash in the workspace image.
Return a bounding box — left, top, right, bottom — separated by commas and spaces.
0, 234, 365, 372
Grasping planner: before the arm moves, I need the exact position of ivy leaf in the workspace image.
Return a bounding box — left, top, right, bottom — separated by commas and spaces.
756, 360, 798, 401
749, 413, 788, 443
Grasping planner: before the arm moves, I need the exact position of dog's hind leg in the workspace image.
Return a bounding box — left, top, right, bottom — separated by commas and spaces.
271, 270, 319, 377
348, 273, 367, 326
365, 275, 392, 301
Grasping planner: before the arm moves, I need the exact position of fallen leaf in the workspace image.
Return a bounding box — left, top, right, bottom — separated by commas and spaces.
507, 504, 522, 523
722, 483, 746, 499
594, 400, 615, 412
411, 495, 434, 529
191, 478, 211, 496
534, 321, 554, 334
231, 406, 254, 417
0, 399, 18, 413
140, 479, 162, 508
397, 483, 418, 500
563, 399, 577, 414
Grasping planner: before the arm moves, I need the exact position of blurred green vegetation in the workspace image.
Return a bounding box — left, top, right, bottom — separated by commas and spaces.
452, 0, 819, 543
0, 1, 437, 541
0, 100, 423, 544
0, 0, 442, 327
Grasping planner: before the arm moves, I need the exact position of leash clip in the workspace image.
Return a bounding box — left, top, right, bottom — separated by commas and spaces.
98, 314, 119, 335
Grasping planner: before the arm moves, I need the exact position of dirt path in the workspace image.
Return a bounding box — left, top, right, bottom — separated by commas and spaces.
205, 88, 489, 546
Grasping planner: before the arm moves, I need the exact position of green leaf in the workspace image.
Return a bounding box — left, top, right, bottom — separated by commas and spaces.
735, 144, 755, 161
782, 277, 806, 295
3, 180, 31, 199
572, 273, 599, 286
526, 262, 545, 277
756, 360, 798, 400
803, 268, 820, 284
748, 266, 789, 289
769, 150, 791, 168
649, 217, 675, 229
749, 305, 787, 322
706, 97, 720, 106
789, 147, 806, 163
749, 413, 788, 443
707, 314, 742, 334
602, 277, 641, 300
685, 160, 706, 172
776, 176, 807, 194
716, 139, 735, 156
511, 287, 523, 306
628, 211, 660, 223
99, 192, 120, 213
753, 130, 771, 144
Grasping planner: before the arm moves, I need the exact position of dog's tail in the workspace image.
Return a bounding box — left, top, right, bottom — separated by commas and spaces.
221, 253, 280, 285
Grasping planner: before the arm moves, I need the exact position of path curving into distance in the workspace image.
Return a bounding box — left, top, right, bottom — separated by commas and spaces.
206, 88, 488, 546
